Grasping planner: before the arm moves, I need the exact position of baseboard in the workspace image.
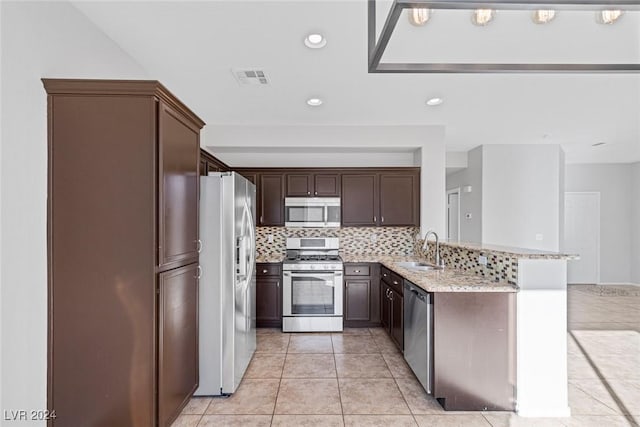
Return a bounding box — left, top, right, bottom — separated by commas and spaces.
597, 282, 640, 287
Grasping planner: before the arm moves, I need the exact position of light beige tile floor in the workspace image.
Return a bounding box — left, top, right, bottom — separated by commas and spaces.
173, 284, 639, 426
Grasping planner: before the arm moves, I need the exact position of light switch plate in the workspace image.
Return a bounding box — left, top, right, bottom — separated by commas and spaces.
267, 234, 273, 243
478, 255, 488, 266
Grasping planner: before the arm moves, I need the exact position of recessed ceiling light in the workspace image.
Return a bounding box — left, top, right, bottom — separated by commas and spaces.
592, 142, 606, 147
426, 97, 443, 106
307, 98, 323, 107
597, 10, 623, 24
304, 33, 327, 49
408, 8, 432, 26
532, 10, 556, 24
471, 9, 495, 26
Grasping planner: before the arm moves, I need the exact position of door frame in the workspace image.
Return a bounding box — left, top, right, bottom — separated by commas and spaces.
446, 188, 461, 242
564, 192, 601, 285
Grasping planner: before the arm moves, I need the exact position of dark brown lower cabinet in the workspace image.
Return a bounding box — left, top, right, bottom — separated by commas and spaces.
256, 263, 282, 328
380, 266, 403, 352
381, 283, 391, 330
158, 263, 199, 427
390, 287, 404, 350
343, 263, 380, 327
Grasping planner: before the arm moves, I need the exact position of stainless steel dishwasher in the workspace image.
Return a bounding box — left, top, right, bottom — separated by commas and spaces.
403, 280, 433, 394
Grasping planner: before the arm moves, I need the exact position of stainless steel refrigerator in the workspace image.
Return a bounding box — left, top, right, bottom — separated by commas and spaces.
196, 172, 256, 396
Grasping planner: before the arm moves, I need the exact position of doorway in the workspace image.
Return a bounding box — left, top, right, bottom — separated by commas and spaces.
447, 188, 460, 242
564, 192, 600, 284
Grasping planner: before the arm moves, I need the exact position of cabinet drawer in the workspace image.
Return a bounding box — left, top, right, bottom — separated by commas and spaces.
381, 266, 403, 294
344, 264, 370, 276
257, 263, 281, 277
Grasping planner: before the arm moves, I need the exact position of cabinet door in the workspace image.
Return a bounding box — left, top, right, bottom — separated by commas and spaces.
341, 174, 378, 226
314, 174, 340, 197
158, 263, 199, 427
260, 174, 284, 225
344, 279, 371, 322
379, 173, 419, 226
381, 283, 391, 330
256, 277, 281, 326
158, 102, 200, 269
390, 288, 404, 351
286, 173, 312, 196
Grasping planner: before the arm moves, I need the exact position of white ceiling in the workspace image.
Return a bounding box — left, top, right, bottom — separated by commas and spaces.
72, 0, 640, 164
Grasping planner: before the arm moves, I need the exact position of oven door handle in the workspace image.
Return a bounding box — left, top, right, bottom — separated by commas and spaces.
286, 272, 338, 280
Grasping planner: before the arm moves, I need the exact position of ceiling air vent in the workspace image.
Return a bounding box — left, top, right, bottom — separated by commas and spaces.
232, 69, 269, 86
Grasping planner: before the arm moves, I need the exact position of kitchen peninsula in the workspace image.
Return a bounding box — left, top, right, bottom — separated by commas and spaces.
256, 228, 576, 417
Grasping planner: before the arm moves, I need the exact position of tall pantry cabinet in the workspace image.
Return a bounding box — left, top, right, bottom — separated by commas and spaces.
43, 79, 204, 427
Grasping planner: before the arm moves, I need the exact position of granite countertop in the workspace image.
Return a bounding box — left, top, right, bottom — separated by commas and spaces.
256, 254, 285, 263
341, 254, 518, 293
439, 241, 579, 260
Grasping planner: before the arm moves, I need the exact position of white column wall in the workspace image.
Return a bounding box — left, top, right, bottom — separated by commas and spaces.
517, 259, 570, 418
418, 141, 447, 238
1, 2, 147, 422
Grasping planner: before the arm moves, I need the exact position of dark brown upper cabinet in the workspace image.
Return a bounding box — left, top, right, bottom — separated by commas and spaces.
199, 149, 230, 176
158, 101, 201, 270
286, 173, 312, 196
314, 173, 340, 197
342, 171, 419, 227
259, 174, 285, 226
286, 173, 341, 197
379, 173, 419, 226
341, 174, 378, 226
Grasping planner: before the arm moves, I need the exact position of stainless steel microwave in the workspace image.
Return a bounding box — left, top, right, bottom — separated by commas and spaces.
284, 197, 340, 227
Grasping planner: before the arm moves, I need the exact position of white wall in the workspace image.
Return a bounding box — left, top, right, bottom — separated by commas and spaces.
214, 151, 416, 167
418, 142, 447, 238
1, 2, 147, 422
482, 145, 564, 251
565, 164, 633, 284
446, 146, 482, 243
632, 162, 640, 284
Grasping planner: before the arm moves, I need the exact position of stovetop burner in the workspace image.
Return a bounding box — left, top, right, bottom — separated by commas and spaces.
286, 254, 342, 262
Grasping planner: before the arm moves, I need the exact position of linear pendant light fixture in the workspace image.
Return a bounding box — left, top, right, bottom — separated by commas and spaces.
368, 0, 640, 74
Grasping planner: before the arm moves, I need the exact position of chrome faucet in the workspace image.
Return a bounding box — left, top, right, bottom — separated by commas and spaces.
422, 231, 444, 267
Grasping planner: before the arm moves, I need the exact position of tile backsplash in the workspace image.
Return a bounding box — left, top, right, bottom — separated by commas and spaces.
256, 227, 518, 285
256, 226, 420, 258
416, 240, 519, 285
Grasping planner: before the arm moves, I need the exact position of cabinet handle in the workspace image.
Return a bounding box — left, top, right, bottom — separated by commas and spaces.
195, 266, 202, 279
307, 191, 311, 195
373, 216, 376, 222
381, 216, 384, 223
260, 215, 263, 223
393, 280, 398, 285
389, 292, 393, 301
277, 281, 280, 288
354, 270, 360, 273
195, 239, 202, 253
383, 273, 387, 277
262, 269, 268, 274
315, 191, 318, 195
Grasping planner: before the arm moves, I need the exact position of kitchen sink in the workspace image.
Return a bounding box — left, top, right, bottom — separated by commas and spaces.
396, 261, 444, 271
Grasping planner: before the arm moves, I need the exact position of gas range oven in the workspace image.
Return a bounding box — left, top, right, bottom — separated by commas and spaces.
282, 237, 343, 332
